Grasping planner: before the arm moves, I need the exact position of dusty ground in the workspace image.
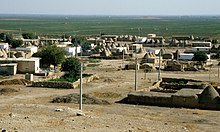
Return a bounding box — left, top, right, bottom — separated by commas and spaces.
0, 59, 220, 132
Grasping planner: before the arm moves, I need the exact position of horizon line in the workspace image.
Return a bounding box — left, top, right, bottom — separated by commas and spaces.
0, 13, 220, 17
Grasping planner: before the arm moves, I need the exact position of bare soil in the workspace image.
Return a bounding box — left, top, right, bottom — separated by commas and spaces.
0, 59, 220, 132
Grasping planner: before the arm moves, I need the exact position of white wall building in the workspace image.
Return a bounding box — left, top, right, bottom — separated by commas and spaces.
135, 37, 147, 43
111, 47, 127, 53
0, 43, 9, 50
16, 46, 38, 54
65, 46, 81, 56
177, 53, 211, 61
192, 42, 212, 48
192, 47, 211, 52
146, 48, 160, 55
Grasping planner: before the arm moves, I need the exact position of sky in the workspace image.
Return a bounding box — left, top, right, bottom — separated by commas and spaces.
1, 0, 220, 16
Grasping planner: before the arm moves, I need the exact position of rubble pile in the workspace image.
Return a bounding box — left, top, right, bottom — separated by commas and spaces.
51, 93, 110, 104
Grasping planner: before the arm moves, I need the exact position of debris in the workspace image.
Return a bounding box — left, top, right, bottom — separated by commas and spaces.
55, 108, 64, 112
9, 113, 15, 118
76, 112, 85, 116
103, 78, 116, 83
0, 88, 18, 94
1, 129, 7, 132
0, 79, 31, 85
51, 93, 110, 105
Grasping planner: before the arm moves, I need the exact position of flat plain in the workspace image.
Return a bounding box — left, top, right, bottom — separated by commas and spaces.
1, 15, 220, 37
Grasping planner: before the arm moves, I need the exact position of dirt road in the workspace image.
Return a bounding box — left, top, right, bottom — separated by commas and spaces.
0, 59, 220, 132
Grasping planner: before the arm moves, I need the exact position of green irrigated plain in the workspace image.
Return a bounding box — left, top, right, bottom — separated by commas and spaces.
0, 15, 220, 38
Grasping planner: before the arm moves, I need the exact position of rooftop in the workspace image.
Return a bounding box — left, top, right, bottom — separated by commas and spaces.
0, 57, 40, 62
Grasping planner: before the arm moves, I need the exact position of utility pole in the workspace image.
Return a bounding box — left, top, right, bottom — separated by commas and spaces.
122, 48, 125, 69
158, 49, 161, 81
135, 57, 138, 91
209, 59, 212, 82
79, 63, 83, 110
218, 63, 219, 78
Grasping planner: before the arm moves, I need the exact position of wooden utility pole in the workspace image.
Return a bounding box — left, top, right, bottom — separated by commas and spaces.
135, 57, 138, 91
158, 49, 161, 81
79, 63, 83, 110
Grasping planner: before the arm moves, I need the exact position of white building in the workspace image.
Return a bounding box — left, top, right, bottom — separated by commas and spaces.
146, 48, 160, 55
192, 47, 211, 52
0, 57, 40, 74
16, 46, 38, 54
0, 43, 9, 50
147, 34, 156, 38
111, 47, 127, 53
135, 37, 147, 43
65, 46, 81, 56
192, 42, 212, 48
57, 42, 72, 47
177, 53, 211, 61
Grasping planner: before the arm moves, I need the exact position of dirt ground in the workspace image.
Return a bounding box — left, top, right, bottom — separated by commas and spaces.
0, 59, 220, 132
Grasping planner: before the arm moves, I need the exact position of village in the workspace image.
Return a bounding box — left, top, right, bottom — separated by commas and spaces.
0, 32, 220, 131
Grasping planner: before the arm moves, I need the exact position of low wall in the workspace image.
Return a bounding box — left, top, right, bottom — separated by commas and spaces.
162, 77, 202, 83
127, 90, 220, 110
32, 81, 74, 89
32, 75, 99, 89
160, 83, 202, 90
127, 91, 173, 107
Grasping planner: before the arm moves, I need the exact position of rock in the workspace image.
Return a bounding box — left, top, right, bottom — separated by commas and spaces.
55, 108, 64, 112
2, 129, 6, 132
52, 93, 110, 104
76, 112, 85, 116
9, 113, 15, 118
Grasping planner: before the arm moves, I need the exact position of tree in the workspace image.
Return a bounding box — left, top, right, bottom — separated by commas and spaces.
71, 36, 86, 46
81, 41, 92, 52
33, 45, 66, 68
61, 57, 81, 77
212, 39, 219, 44
5, 34, 13, 44
211, 52, 220, 59
22, 32, 37, 39
11, 39, 23, 48
0, 33, 6, 41
192, 51, 208, 62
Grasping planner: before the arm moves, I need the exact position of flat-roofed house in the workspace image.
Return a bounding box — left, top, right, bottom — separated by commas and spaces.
0, 57, 40, 74
0, 63, 17, 75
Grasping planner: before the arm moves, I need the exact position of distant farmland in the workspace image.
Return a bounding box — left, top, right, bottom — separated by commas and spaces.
0, 15, 220, 38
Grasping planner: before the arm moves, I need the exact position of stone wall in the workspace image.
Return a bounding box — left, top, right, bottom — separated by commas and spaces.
32, 81, 74, 89
32, 75, 99, 89
127, 91, 173, 107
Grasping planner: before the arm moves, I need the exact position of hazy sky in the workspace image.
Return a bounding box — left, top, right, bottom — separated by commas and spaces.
1, 0, 220, 15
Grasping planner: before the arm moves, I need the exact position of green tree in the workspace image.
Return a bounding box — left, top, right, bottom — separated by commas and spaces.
5, 34, 13, 44
0, 33, 6, 41
61, 57, 81, 77
211, 52, 220, 59
11, 39, 23, 48
71, 36, 86, 46
33, 45, 66, 69
22, 32, 37, 39
212, 39, 219, 44
192, 51, 208, 62
81, 41, 92, 52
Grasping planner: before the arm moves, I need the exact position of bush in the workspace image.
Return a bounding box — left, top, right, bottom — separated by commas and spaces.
192, 52, 208, 62
33, 45, 66, 68
22, 32, 37, 39
89, 58, 101, 63
211, 52, 220, 59
61, 57, 82, 78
